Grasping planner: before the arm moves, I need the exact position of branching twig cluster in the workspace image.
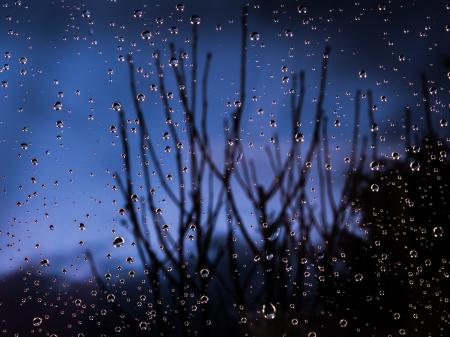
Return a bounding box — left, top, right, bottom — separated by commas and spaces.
85, 5, 442, 336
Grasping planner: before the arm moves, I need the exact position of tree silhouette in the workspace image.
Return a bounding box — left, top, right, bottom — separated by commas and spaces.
313, 77, 449, 337
84, 5, 449, 337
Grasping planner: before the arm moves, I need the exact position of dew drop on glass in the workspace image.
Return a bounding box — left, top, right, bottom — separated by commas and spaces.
262, 302, 276, 319
113, 236, 125, 247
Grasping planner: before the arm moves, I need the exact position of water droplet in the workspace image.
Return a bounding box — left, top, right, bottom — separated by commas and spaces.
200, 268, 210, 278
169, 57, 179, 67
410, 161, 420, 172
133, 9, 143, 18
141, 30, 152, 40
370, 184, 380, 192
297, 5, 307, 14
294, 132, 304, 142
433, 226, 443, 237
339, 319, 348, 328
285, 29, 294, 38
176, 3, 185, 12
32, 317, 43, 327
112, 102, 122, 111
370, 161, 380, 171
107, 293, 116, 302
53, 101, 62, 111
190, 15, 201, 25
354, 273, 363, 282
81, 9, 91, 19
113, 236, 125, 247
250, 32, 260, 41
262, 303, 276, 319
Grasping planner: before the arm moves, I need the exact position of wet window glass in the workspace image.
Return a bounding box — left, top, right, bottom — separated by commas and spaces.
0, 1, 448, 336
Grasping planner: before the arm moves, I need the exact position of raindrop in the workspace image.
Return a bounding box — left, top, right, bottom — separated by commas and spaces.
113, 236, 125, 247
370, 184, 380, 192
339, 319, 348, 328
112, 102, 122, 111
32, 317, 43, 327
297, 5, 307, 14
141, 30, 152, 40
176, 3, 185, 12
106, 293, 116, 302
81, 9, 91, 19
370, 161, 380, 171
190, 15, 201, 25
370, 123, 378, 132
53, 101, 62, 111
250, 32, 260, 41
410, 161, 420, 172
262, 303, 276, 319
295, 132, 304, 142
200, 268, 210, 278
169, 57, 179, 67
133, 9, 143, 18
432, 226, 443, 237
354, 273, 363, 282
285, 29, 294, 37
199, 295, 209, 304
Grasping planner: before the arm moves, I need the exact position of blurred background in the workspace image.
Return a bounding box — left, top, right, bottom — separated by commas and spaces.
0, 1, 448, 336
